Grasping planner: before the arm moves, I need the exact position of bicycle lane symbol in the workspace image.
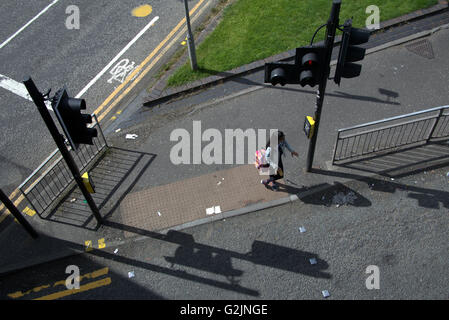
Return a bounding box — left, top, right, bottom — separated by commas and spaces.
108, 59, 139, 84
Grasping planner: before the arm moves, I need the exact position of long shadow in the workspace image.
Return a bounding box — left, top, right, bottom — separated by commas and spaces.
41, 147, 156, 231
194, 67, 401, 106
310, 167, 449, 210
271, 181, 372, 208
334, 141, 449, 179
103, 222, 332, 285
0, 231, 259, 297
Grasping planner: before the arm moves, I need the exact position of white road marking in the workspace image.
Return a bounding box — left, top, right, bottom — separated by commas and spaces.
0, 74, 53, 110
75, 15, 159, 98
0, 0, 60, 50
107, 59, 139, 84
0, 74, 32, 101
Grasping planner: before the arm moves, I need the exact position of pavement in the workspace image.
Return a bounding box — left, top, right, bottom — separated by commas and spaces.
1, 3, 449, 280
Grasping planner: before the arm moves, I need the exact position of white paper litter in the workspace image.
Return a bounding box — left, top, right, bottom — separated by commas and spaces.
128, 271, 135, 278
157, 211, 161, 216
70, 198, 76, 203
114, 249, 118, 254
206, 206, 221, 215
299, 226, 306, 233
322, 290, 330, 298
217, 181, 222, 185
309, 258, 317, 265
125, 134, 138, 140
115, 128, 121, 133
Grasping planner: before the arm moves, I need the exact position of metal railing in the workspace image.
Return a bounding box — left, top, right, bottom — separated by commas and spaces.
18, 114, 108, 216
332, 105, 449, 164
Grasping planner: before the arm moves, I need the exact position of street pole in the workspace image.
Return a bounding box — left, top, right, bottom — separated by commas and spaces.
0, 189, 39, 239
306, 0, 341, 172
23, 77, 103, 226
183, 0, 198, 71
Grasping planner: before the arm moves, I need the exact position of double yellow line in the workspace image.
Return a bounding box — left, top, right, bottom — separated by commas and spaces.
94, 0, 209, 122
0, 0, 210, 225
7, 267, 111, 300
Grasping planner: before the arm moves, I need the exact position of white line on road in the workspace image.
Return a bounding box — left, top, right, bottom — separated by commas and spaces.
0, 74, 52, 110
75, 15, 160, 98
0, 74, 32, 101
0, 0, 60, 50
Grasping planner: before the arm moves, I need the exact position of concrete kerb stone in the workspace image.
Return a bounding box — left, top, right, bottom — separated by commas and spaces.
143, 1, 448, 108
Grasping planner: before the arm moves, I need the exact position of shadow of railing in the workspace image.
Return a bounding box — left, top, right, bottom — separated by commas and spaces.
310, 167, 449, 210
42, 147, 156, 230
334, 141, 449, 179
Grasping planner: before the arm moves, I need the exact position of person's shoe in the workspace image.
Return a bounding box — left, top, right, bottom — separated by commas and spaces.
271, 183, 279, 191
261, 179, 268, 186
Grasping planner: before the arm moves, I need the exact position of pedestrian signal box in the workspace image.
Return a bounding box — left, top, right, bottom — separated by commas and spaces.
81, 172, 95, 193
304, 116, 315, 139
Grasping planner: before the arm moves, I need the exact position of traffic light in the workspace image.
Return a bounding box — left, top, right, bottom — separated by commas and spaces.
295, 45, 327, 87
264, 62, 300, 86
52, 87, 97, 150
264, 45, 327, 87
334, 19, 370, 85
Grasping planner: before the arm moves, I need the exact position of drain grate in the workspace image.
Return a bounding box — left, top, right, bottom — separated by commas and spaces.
405, 39, 435, 59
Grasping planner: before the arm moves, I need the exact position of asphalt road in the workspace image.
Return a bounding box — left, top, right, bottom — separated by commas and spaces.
0, 166, 447, 301
0, 0, 213, 197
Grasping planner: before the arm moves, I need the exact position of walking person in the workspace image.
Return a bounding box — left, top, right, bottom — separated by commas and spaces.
259, 131, 298, 191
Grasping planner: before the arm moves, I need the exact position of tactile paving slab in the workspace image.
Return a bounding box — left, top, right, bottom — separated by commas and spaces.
120, 165, 289, 237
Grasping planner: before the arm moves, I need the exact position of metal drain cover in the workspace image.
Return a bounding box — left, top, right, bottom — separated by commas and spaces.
405, 39, 435, 59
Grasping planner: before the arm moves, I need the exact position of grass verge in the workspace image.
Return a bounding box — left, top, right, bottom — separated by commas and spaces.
166, 0, 438, 87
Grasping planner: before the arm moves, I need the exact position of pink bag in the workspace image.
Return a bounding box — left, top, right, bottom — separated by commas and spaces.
254, 149, 270, 175
254, 149, 266, 167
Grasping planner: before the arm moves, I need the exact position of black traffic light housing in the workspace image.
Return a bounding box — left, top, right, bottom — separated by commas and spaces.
264, 45, 327, 87
295, 45, 327, 87
334, 19, 370, 85
264, 62, 300, 86
52, 87, 97, 150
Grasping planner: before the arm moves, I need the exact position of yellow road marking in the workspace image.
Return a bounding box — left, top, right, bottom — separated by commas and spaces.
34, 277, 111, 300
8, 267, 109, 299
96, 0, 210, 123
0, 0, 208, 224
23, 206, 36, 217
98, 238, 106, 249
8, 284, 51, 299
93, 0, 207, 119
132, 4, 153, 18
0, 190, 25, 224
85, 240, 93, 252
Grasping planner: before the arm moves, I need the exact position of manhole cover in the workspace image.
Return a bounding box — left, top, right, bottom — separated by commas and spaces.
405, 39, 435, 59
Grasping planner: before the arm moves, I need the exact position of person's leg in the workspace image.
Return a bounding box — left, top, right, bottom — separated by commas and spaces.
271, 158, 283, 190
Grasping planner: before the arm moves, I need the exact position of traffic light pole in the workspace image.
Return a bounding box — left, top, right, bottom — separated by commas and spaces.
306, 0, 341, 172
183, 0, 198, 71
0, 189, 38, 239
23, 77, 103, 226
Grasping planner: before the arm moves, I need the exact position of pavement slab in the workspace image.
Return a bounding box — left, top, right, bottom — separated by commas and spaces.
120, 164, 288, 236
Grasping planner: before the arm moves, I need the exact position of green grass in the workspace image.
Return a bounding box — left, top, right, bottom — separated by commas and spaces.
167, 0, 438, 87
